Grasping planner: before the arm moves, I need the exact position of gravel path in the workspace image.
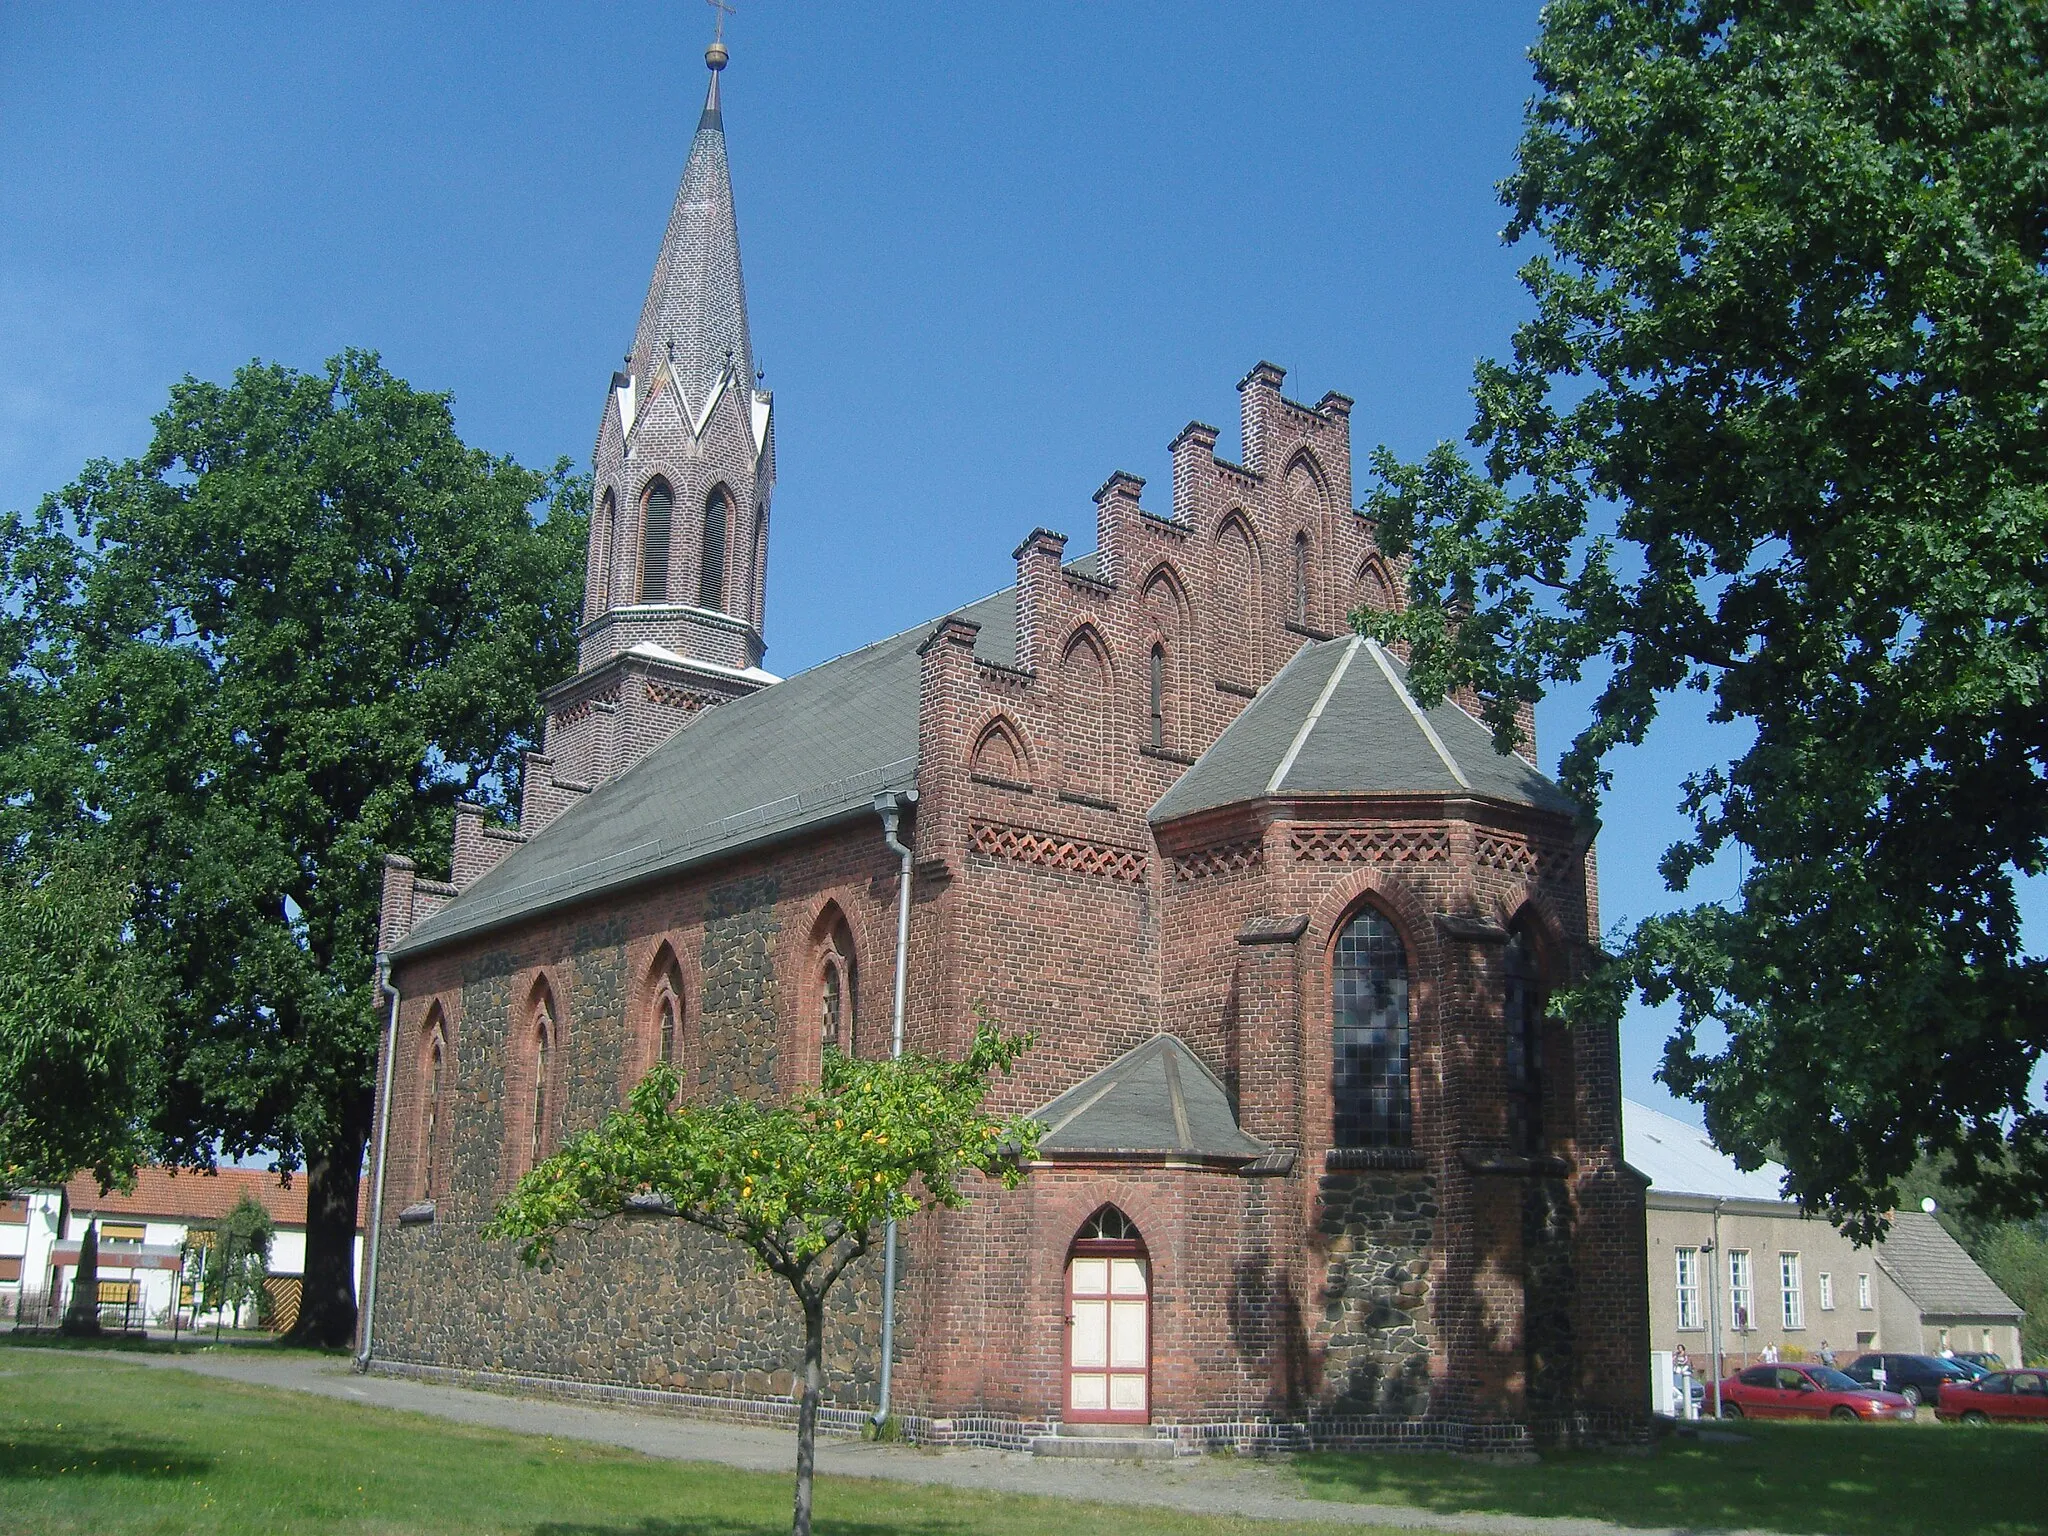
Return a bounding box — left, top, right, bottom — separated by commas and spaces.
121, 1350, 1780, 1536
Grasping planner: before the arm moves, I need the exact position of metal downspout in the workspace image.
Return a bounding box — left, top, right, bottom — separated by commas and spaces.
871, 790, 915, 1425
355, 953, 402, 1371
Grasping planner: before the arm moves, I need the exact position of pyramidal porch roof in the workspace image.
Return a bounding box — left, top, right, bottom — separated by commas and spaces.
1031, 1034, 1271, 1163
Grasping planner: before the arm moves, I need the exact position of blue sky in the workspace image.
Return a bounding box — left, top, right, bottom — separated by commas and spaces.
4, 3, 2037, 1127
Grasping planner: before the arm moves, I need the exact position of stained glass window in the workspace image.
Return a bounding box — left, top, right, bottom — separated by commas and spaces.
1332, 908, 1410, 1147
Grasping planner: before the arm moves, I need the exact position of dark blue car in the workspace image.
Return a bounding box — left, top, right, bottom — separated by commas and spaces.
1840, 1352, 1975, 1407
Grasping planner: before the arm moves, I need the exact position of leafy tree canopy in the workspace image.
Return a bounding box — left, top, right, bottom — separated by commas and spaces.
489, 1025, 1041, 1536
0, 848, 163, 1192
1, 350, 588, 1340
1363, 0, 2048, 1238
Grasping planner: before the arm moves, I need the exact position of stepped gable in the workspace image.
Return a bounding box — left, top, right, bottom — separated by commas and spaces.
1149, 633, 1578, 824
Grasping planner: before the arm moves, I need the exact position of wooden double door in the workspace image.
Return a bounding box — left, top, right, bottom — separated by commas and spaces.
1065, 1243, 1150, 1422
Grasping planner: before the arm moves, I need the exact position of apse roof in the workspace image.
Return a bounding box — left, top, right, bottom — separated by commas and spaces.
1031, 1034, 1270, 1162
1148, 634, 1577, 824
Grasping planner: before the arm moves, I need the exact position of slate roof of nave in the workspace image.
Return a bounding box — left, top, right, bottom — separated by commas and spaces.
392, 552, 1574, 958
389, 566, 1051, 958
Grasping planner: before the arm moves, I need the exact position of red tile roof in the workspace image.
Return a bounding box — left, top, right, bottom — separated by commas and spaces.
63, 1166, 365, 1230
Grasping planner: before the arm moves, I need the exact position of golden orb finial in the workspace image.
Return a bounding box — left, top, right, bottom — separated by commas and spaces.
706, 39, 729, 70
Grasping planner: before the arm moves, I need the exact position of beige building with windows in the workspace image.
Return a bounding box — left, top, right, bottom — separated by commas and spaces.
1628, 1101, 2024, 1373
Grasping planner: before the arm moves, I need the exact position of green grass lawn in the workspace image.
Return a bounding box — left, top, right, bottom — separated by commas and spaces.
6, 1342, 2043, 1536
0, 1345, 1373, 1536
1295, 1418, 2048, 1536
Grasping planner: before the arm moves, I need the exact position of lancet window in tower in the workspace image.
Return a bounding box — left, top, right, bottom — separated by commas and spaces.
700, 488, 730, 611
640, 482, 674, 603
595, 489, 617, 610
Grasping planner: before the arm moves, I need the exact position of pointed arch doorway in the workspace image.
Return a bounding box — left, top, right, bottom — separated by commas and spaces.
1065, 1206, 1150, 1423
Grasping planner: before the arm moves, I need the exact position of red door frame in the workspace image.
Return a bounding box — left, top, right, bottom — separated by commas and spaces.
1065, 1235, 1150, 1425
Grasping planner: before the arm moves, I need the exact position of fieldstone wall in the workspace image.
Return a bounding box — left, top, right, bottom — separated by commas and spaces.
701, 876, 780, 1099
1315, 1170, 1438, 1417
375, 1214, 884, 1403
567, 916, 629, 1126
452, 954, 514, 1199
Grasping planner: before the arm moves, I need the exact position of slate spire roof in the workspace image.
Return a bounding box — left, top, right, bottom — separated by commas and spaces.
627, 46, 754, 430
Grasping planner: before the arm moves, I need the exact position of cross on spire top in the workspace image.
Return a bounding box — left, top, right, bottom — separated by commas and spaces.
708, 0, 734, 47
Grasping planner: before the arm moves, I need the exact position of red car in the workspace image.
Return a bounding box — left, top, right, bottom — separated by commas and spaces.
1936, 1369, 2048, 1424
1716, 1363, 1916, 1420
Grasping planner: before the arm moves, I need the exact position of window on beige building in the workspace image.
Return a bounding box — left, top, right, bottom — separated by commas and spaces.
1819, 1271, 1834, 1311
1858, 1272, 1873, 1310
1675, 1247, 1703, 1331
1729, 1249, 1753, 1333
1780, 1253, 1804, 1329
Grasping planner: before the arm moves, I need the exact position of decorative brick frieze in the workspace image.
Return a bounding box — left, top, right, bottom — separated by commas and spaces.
1289, 827, 1451, 864
966, 821, 1148, 883
1170, 838, 1264, 882
1473, 830, 1581, 889
645, 681, 711, 712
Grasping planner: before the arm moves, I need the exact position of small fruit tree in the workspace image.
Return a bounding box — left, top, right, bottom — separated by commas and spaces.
487, 1023, 1039, 1536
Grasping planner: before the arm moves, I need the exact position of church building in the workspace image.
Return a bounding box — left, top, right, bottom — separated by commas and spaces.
368, 40, 1650, 1450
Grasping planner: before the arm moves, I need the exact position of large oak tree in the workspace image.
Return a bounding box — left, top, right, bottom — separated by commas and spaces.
2, 351, 587, 1341
1365, 0, 2048, 1236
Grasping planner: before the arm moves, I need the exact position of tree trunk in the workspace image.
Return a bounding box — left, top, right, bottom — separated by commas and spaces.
285, 1096, 369, 1348
791, 1294, 825, 1536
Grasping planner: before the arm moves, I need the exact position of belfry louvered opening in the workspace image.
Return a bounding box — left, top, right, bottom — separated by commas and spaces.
639, 482, 674, 603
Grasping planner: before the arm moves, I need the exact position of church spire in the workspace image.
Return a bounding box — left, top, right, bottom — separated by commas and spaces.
534, 26, 776, 825
628, 39, 754, 430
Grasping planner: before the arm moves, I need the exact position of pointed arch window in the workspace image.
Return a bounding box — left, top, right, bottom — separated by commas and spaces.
1332, 907, 1411, 1148
639, 482, 674, 603
700, 487, 730, 611
819, 915, 856, 1056
421, 1019, 446, 1201
530, 999, 554, 1168
643, 947, 685, 1083
1504, 929, 1545, 1154
1293, 532, 1311, 624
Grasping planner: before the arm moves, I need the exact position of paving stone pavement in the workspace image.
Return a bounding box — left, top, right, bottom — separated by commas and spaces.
124, 1350, 1789, 1536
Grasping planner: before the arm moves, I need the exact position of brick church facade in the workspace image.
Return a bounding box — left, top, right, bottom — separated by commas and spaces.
367, 43, 1650, 1449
